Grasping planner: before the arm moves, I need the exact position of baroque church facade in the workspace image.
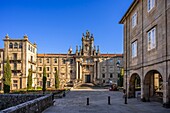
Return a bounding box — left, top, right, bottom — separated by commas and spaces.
0, 31, 123, 90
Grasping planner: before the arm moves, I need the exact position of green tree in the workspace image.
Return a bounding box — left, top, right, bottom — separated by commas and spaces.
55, 69, 60, 89
42, 66, 47, 94
27, 69, 32, 90
3, 56, 12, 93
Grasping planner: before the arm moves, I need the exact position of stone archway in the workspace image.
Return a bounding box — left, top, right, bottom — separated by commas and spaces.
143, 70, 163, 102
129, 73, 141, 98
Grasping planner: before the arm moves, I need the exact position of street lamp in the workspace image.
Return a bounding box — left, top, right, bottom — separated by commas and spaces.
116, 61, 127, 104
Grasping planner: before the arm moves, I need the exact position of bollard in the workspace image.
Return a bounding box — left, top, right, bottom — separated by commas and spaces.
63, 91, 66, 97
108, 96, 111, 105
87, 98, 89, 105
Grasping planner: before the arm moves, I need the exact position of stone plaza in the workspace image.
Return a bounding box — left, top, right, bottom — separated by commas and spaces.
43, 88, 170, 113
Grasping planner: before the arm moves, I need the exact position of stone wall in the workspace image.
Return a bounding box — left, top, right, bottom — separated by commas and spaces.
0, 94, 53, 113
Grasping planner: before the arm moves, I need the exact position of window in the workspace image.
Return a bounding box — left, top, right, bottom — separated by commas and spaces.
109, 59, 113, 63
132, 41, 137, 58
148, 0, 155, 12
70, 59, 73, 64
47, 67, 50, 71
19, 43, 22, 48
86, 65, 89, 70
33, 48, 35, 53
14, 72, 17, 76
9, 43, 13, 48
14, 43, 18, 49
28, 45, 30, 50
62, 59, 66, 64
110, 73, 113, 78
14, 63, 17, 70
103, 80, 105, 83
132, 12, 137, 28
31, 56, 33, 62
13, 80, 18, 83
54, 67, 57, 71
13, 84, 18, 87
102, 74, 105, 78
102, 67, 105, 72
147, 27, 156, 51
39, 58, 42, 63
13, 53, 17, 60
31, 65, 33, 70
39, 74, 42, 77
47, 74, 50, 77
30, 46, 32, 52
54, 58, 57, 63
39, 67, 42, 71
47, 58, 49, 63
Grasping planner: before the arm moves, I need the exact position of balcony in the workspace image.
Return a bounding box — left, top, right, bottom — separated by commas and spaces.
28, 59, 36, 65
9, 57, 21, 62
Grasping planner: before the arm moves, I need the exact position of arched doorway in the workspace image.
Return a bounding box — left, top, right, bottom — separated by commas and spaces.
143, 70, 163, 102
129, 74, 141, 98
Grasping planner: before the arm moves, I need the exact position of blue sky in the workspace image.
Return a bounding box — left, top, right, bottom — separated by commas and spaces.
0, 0, 133, 54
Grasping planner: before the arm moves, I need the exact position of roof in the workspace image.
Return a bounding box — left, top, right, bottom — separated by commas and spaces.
100, 54, 123, 57
119, 0, 139, 24
37, 53, 123, 57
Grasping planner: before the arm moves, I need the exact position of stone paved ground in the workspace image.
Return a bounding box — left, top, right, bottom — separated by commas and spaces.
43, 89, 170, 113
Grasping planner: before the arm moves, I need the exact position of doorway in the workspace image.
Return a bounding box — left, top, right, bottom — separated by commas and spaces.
85, 75, 91, 83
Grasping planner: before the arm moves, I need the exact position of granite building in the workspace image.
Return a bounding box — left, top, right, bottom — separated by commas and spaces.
0, 31, 123, 90
120, 0, 170, 107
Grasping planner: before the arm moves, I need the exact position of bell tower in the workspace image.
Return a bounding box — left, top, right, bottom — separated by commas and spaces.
81, 30, 94, 56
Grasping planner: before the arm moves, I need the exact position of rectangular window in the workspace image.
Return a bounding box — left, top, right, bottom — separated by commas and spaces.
39, 67, 42, 71
148, 0, 155, 12
54, 67, 57, 71
102, 74, 105, 78
47, 74, 50, 77
13, 80, 18, 83
86, 65, 89, 70
14, 72, 17, 76
110, 73, 113, 78
70, 59, 73, 64
47, 58, 50, 63
47, 67, 49, 71
132, 12, 137, 28
31, 56, 33, 62
14, 63, 17, 70
13, 53, 17, 60
147, 27, 156, 51
54, 58, 57, 63
39, 58, 42, 63
132, 41, 137, 58
62, 59, 66, 64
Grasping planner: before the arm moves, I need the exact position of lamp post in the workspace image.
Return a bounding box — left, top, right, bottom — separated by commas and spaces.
116, 61, 127, 104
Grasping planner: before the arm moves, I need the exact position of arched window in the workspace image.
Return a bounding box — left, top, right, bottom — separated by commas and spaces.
9, 43, 13, 48
19, 43, 22, 48
14, 43, 18, 49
